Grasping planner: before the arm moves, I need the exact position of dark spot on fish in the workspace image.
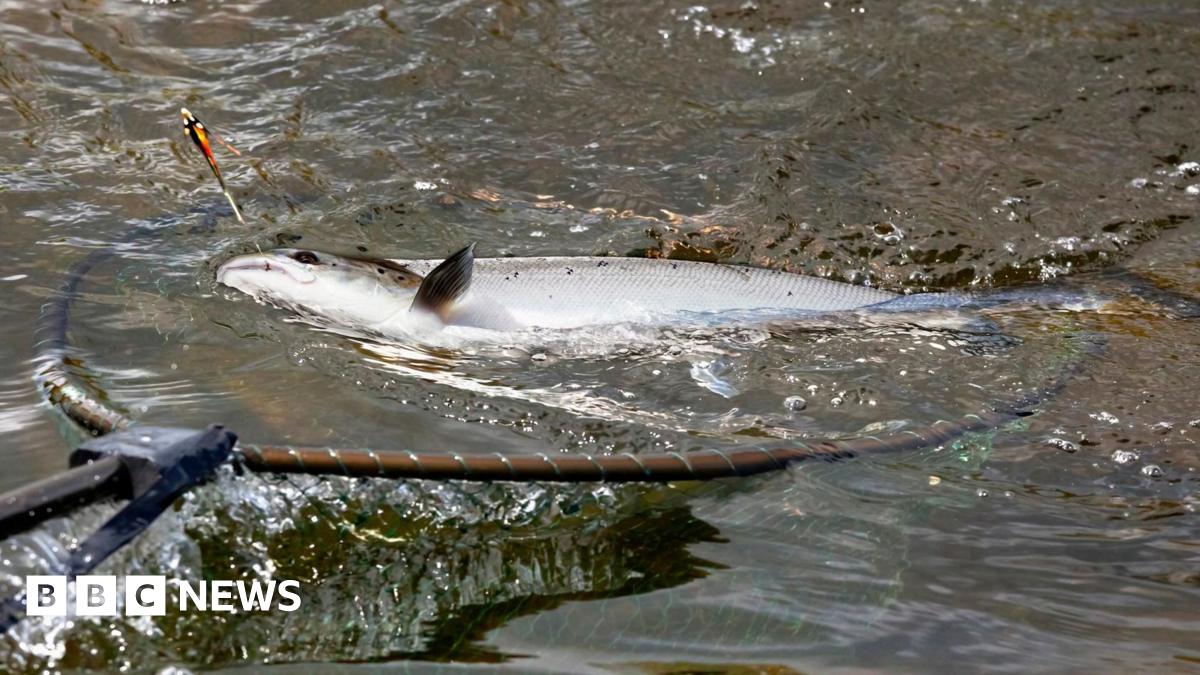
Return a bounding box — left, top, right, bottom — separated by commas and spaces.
787, 291, 793, 296
671, 263, 679, 270
357, 245, 368, 253
377, 268, 386, 274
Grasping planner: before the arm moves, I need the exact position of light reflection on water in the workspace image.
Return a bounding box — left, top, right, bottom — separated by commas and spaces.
0, 0, 1198, 671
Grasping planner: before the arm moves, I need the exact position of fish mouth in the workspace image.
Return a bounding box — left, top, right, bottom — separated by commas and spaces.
217, 256, 316, 286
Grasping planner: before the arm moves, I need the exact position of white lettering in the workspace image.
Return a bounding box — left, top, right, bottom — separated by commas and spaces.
26, 576, 304, 615
178, 580, 205, 611
236, 580, 276, 611
276, 580, 302, 612
210, 580, 235, 611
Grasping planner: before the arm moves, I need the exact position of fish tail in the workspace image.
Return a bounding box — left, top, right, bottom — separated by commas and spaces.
1088, 269, 1200, 319
868, 286, 1112, 314
872, 271, 1200, 319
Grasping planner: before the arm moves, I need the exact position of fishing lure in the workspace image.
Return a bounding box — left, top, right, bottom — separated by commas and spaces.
181, 107, 245, 223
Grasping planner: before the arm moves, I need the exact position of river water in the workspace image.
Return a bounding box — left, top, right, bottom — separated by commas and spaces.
0, 0, 1197, 672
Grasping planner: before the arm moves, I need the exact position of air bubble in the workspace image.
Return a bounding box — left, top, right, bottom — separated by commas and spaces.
783, 396, 806, 411
1111, 449, 1139, 465
1045, 437, 1079, 453
872, 222, 903, 244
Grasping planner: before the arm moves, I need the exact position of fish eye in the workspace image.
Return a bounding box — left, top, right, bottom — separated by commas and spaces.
291, 251, 320, 265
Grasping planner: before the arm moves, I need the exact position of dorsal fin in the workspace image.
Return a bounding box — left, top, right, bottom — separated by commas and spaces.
411, 243, 475, 320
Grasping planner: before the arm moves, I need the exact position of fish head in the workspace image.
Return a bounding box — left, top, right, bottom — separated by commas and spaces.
217, 248, 423, 328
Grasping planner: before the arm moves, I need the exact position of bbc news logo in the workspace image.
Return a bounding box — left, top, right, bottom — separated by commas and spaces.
26, 576, 302, 617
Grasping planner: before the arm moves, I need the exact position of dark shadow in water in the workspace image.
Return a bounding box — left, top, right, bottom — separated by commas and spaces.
395, 508, 727, 664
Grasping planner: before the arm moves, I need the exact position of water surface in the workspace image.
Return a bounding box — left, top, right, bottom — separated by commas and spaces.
0, 0, 1198, 671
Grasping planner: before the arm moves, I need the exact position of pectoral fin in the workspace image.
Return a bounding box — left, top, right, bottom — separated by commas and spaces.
411, 243, 475, 320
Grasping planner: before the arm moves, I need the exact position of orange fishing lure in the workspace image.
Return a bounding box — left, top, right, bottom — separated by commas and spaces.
181, 108, 245, 223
